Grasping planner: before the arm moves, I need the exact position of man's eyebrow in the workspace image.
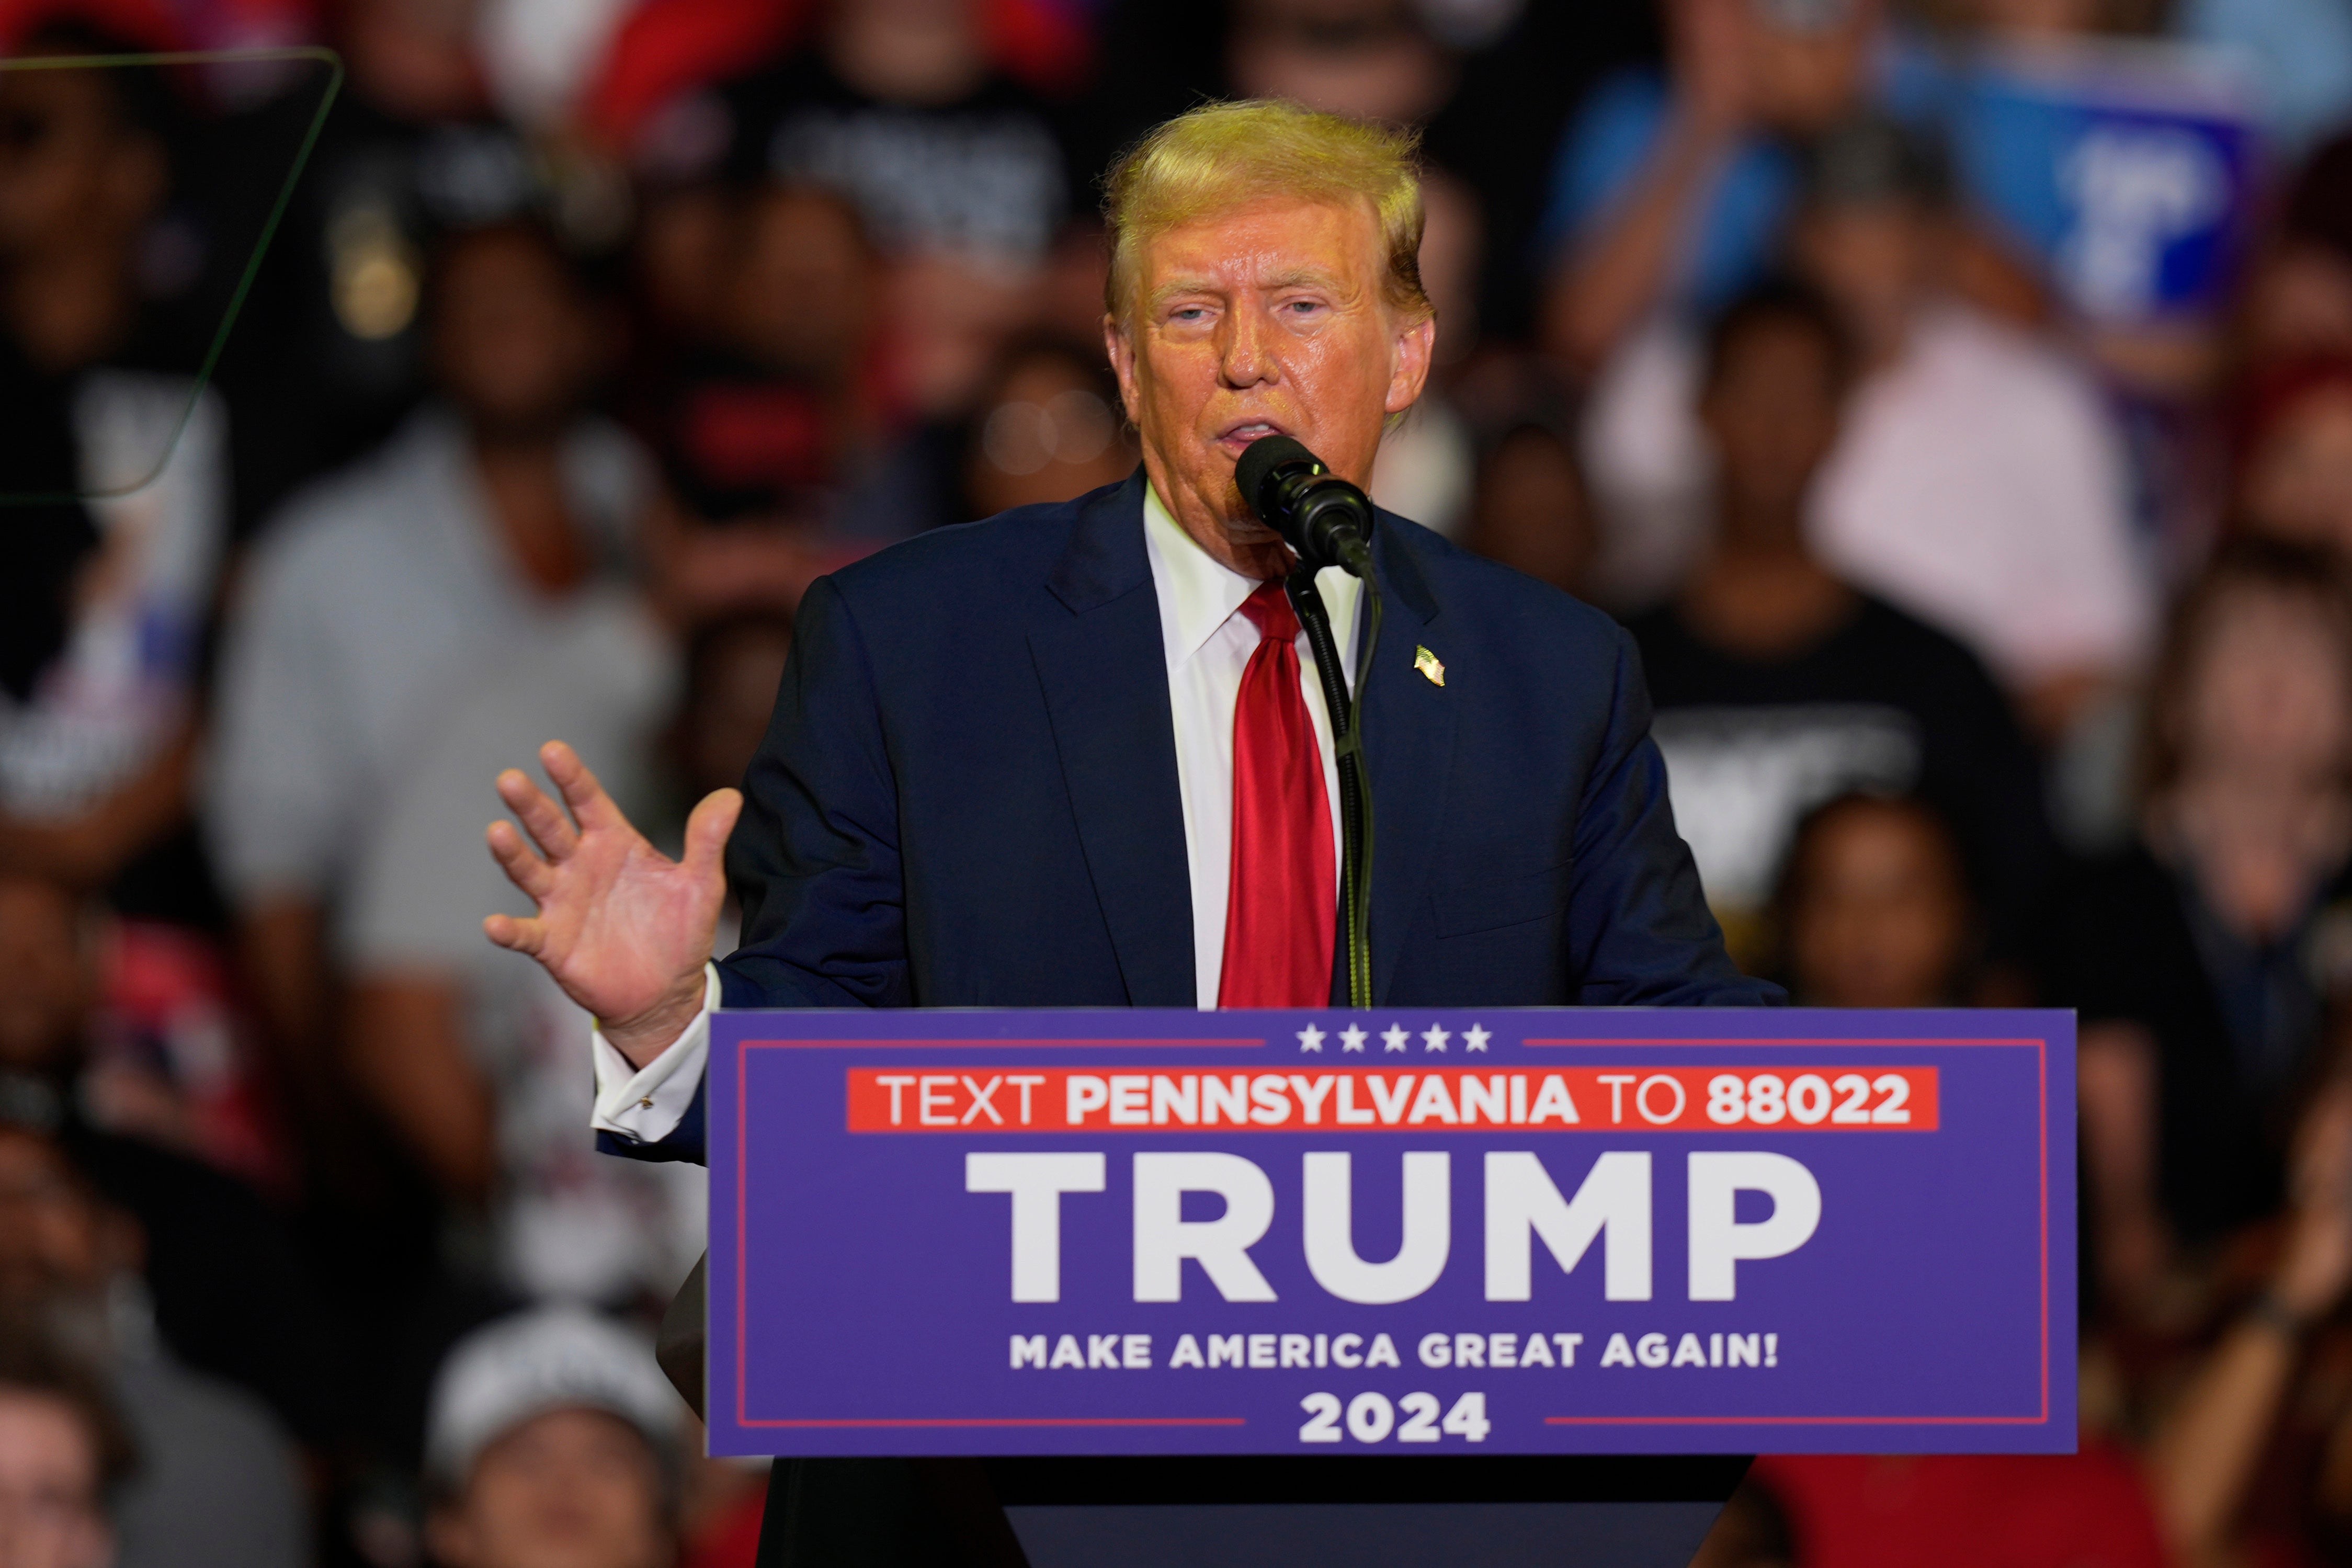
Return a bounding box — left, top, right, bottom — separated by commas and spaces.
1146, 278, 1219, 313
1146, 267, 1348, 313
1259, 268, 1344, 293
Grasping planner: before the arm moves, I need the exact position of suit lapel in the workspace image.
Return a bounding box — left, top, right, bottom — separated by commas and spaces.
1358, 517, 1454, 1004
1027, 473, 1197, 1006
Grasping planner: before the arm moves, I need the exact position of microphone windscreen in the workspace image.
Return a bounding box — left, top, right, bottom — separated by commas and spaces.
1235, 435, 1315, 519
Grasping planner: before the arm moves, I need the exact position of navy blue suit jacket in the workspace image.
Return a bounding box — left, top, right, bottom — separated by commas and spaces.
607, 472, 1775, 1162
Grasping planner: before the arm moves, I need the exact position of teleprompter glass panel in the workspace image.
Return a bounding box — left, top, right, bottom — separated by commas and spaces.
0, 48, 339, 505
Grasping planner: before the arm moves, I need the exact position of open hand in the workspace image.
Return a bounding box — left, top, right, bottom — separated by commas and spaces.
483, 740, 741, 1069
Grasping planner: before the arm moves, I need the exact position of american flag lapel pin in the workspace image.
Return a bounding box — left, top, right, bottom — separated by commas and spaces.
1414, 645, 1445, 686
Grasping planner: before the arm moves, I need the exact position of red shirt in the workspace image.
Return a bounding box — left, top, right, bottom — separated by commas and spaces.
1751, 1450, 2171, 1568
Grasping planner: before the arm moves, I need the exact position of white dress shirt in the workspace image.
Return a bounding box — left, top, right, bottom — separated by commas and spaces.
591, 483, 1362, 1145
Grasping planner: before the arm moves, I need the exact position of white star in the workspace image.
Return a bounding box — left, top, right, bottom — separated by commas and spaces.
1339, 1025, 1367, 1052
1464, 1025, 1491, 1052
1423, 1025, 1450, 1053
1381, 1025, 1410, 1052
1297, 1024, 1325, 1052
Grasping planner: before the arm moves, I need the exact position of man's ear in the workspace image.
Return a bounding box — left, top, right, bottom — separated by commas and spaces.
1384, 313, 1437, 416
1103, 313, 1142, 426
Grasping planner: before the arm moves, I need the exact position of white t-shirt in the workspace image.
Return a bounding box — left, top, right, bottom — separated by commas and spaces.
1577, 303, 2153, 686
1809, 304, 2153, 688
0, 371, 227, 817
206, 407, 651, 907
341, 587, 699, 1303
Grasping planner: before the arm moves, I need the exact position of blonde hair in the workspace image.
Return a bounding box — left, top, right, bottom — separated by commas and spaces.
1101, 99, 1430, 328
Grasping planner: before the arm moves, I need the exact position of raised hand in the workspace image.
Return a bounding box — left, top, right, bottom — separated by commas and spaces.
483, 740, 741, 1069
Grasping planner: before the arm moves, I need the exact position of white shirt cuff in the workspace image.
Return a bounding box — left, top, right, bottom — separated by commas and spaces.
590, 964, 719, 1144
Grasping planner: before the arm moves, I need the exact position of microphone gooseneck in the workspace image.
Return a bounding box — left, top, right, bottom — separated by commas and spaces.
1235, 435, 1376, 578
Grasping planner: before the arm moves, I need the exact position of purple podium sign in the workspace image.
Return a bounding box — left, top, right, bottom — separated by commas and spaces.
706, 1008, 2073, 1458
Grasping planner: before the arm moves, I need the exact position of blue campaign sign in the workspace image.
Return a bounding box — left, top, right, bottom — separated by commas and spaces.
1936, 38, 2259, 322
706, 1008, 2074, 1457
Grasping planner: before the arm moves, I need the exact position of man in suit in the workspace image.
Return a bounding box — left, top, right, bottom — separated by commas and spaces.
482, 98, 1771, 1559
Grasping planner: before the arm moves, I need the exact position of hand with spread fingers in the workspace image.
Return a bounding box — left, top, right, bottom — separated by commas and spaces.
483, 740, 741, 1069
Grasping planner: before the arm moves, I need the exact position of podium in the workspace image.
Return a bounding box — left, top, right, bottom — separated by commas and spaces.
696, 1006, 2074, 1565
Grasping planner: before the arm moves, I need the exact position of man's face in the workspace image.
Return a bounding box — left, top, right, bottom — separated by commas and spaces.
1793, 203, 1934, 348
431, 232, 596, 441
0, 1132, 113, 1309
729, 188, 871, 379
0, 68, 160, 263
1105, 196, 1434, 578
1787, 805, 1967, 1009
1743, 6, 1874, 133
428, 1408, 671, 1568
0, 1392, 111, 1568
1699, 318, 1843, 518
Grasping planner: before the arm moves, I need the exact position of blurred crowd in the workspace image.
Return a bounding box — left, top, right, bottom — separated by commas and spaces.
7, 0, 2352, 1563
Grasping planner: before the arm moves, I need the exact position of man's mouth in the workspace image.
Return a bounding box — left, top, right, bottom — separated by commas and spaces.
1215, 420, 1287, 455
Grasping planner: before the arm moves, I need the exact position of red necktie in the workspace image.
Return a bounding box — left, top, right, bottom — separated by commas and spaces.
1218, 581, 1336, 1008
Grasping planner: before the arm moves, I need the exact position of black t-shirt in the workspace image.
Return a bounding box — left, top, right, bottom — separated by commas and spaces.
2039, 845, 2352, 1244
51, 1113, 338, 1445
715, 52, 1073, 267
1626, 593, 2052, 956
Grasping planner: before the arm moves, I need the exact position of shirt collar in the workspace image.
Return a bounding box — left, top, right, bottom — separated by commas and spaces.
1140, 479, 1364, 675
1143, 480, 1257, 669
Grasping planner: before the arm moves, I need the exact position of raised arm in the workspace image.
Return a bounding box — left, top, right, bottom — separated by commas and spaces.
483, 740, 740, 1068
1540, 0, 1750, 370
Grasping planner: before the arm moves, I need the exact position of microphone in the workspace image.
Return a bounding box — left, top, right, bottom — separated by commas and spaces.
1235, 435, 1375, 577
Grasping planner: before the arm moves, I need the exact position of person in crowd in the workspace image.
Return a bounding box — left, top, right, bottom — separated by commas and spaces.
1626, 279, 2050, 971
2235, 131, 2352, 374
1793, 115, 2149, 736
214, 0, 544, 531
1224, 0, 1460, 130
650, 181, 882, 530
639, 179, 891, 615
0, 37, 230, 925
208, 217, 652, 1109
0, 1320, 135, 1568
0, 1121, 305, 1568
958, 335, 1139, 522
1460, 422, 1594, 598
1774, 793, 1976, 1008
210, 217, 694, 1305
698, 0, 1075, 422
2142, 1078, 2352, 1564
2044, 540, 2352, 1313
2231, 355, 2352, 559
1538, 0, 1881, 373
332, 561, 697, 1306
1535, 0, 1886, 606
421, 1307, 683, 1568
671, 613, 796, 820
0, 873, 333, 1447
